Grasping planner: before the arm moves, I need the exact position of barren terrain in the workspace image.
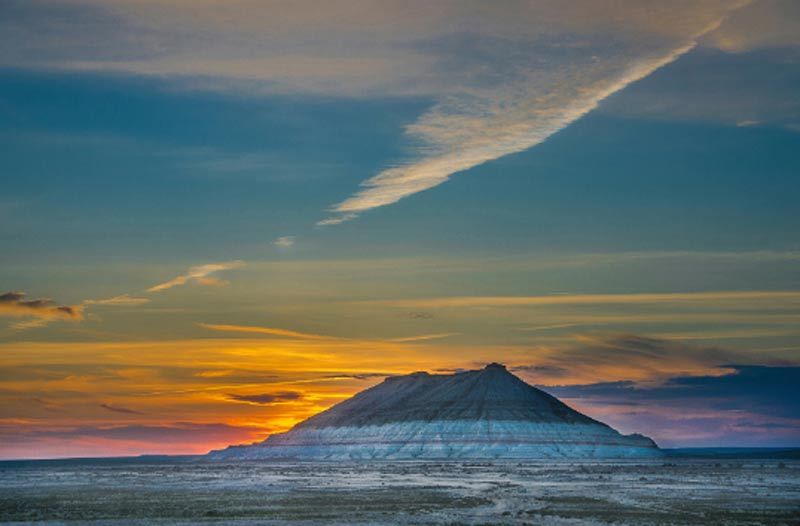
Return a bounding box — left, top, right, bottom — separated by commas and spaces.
1, 456, 798, 525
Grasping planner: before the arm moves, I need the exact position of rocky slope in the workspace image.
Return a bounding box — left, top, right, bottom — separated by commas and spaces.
209, 363, 661, 460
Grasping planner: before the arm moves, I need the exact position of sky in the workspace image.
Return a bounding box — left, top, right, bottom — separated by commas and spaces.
1, 0, 799, 459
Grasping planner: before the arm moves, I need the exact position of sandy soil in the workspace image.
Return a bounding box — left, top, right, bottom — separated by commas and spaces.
1, 458, 798, 525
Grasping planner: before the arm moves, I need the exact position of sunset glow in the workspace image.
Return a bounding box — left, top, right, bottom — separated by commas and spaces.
2, 0, 799, 460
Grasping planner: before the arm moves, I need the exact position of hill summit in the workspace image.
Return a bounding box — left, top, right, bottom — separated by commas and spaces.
210, 363, 660, 460
296, 363, 599, 428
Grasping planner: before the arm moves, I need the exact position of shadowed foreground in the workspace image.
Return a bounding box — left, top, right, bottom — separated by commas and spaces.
1, 457, 798, 525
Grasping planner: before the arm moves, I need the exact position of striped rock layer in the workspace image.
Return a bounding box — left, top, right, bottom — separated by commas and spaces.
210, 363, 661, 460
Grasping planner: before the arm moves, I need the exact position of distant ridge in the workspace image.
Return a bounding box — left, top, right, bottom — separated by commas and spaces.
210, 363, 661, 460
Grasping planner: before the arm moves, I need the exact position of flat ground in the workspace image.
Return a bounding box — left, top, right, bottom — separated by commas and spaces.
1, 457, 798, 525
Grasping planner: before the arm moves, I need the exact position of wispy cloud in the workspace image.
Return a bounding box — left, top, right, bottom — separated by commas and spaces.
319, 16, 737, 224
226, 391, 303, 405
198, 323, 337, 341
199, 323, 460, 344
147, 261, 244, 292
364, 290, 800, 309
322, 372, 391, 381
507, 333, 794, 387
100, 403, 144, 415
4, 261, 239, 330
3, 260, 239, 330
703, 0, 800, 53
83, 294, 150, 306
0, 291, 83, 329
273, 236, 295, 248
10, 318, 53, 330
520, 323, 580, 332
389, 333, 457, 343
0, 1, 757, 227
315, 213, 357, 227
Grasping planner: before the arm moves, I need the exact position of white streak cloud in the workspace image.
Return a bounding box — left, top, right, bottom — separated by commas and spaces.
147, 261, 244, 293
320, 18, 735, 224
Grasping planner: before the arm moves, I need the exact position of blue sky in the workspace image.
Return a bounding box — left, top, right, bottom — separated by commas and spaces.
1, 0, 799, 458
4, 64, 798, 264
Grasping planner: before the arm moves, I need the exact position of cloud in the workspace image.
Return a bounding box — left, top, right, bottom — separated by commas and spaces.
315, 213, 357, 227
320, 37, 711, 223
2, 1, 754, 93
0, 289, 148, 331
83, 294, 150, 306
100, 403, 144, 415
501, 332, 800, 444
30, 397, 62, 412
0, 1, 759, 225
322, 372, 391, 381
599, 43, 800, 129
198, 323, 337, 340
2, 263, 231, 331
520, 323, 580, 332
703, 0, 800, 52
657, 365, 800, 417
315, 5, 759, 224
226, 391, 303, 405
511, 364, 570, 377
0, 291, 83, 328
540, 365, 800, 446
200, 324, 455, 344
364, 290, 800, 309
147, 261, 244, 292
9, 318, 53, 330
389, 333, 458, 343
273, 236, 295, 248
509, 333, 774, 386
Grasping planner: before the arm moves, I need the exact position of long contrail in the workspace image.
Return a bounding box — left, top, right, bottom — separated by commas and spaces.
318, 13, 743, 226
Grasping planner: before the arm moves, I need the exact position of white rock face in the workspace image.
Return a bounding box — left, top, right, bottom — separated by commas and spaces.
209, 363, 662, 460
210, 420, 661, 460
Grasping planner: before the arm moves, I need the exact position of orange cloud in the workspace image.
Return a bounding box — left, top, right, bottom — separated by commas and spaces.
389, 333, 458, 343
368, 290, 800, 309
83, 294, 150, 306
198, 323, 338, 340
0, 291, 84, 329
